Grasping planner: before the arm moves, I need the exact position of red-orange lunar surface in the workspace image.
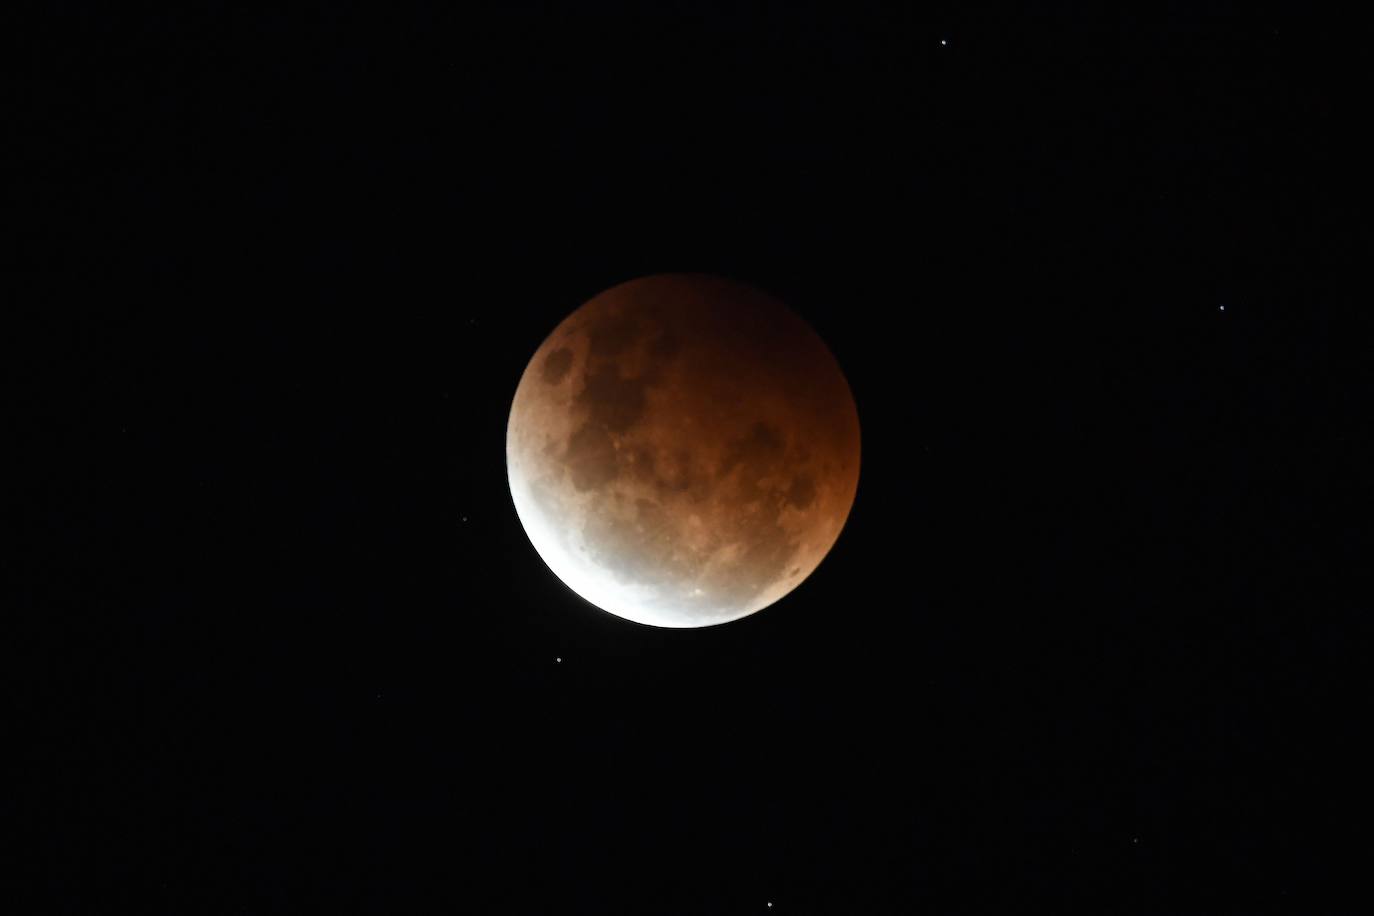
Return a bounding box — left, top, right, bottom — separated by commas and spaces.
506, 273, 861, 627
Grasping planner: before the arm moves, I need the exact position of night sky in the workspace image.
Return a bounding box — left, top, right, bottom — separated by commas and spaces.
12, 3, 1369, 913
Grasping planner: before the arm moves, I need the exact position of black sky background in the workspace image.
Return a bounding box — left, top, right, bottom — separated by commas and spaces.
10, 2, 1371, 913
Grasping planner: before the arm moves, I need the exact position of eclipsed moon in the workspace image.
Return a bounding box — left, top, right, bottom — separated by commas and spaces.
506, 273, 860, 628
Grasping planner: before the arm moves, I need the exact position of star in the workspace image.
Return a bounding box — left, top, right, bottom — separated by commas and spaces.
940, 39, 948, 46
1219, 304, 1226, 311
555, 657, 562, 663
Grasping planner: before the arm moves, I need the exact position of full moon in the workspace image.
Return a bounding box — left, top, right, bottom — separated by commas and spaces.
506, 274, 861, 628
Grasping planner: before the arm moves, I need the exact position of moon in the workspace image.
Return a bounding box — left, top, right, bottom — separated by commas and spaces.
506, 274, 860, 628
